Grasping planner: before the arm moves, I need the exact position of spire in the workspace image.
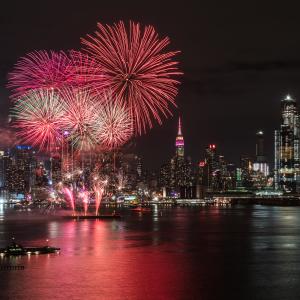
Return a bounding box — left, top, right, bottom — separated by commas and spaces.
282, 94, 295, 102
285, 94, 292, 101
178, 117, 182, 136
175, 116, 184, 157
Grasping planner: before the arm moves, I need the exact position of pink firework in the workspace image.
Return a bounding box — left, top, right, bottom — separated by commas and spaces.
11, 89, 66, 151
94, 94, 133, 150
63, 187, 75, 212
60, 87, 99, 151
81, 21, 181, 134
7, 50, 75, 99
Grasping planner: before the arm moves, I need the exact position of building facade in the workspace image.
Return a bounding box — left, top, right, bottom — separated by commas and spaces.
253, 131, 269, 177
5, 145, 36, 194
274, 95, 300, 192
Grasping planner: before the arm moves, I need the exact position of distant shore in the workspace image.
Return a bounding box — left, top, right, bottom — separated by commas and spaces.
230, 197, 300, 206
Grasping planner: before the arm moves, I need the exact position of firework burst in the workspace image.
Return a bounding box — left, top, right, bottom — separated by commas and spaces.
69, 50, 104, 92
60, 88, 99, 151
7, 50, 76, 99
81, 21, 181, 134
94, 94, 133, 150
11, 89, 66, 151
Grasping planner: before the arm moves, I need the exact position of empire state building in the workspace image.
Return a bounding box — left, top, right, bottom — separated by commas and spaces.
175, 117, 184, 158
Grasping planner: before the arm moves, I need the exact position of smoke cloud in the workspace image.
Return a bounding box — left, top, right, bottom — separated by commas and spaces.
0, 127, 19, 148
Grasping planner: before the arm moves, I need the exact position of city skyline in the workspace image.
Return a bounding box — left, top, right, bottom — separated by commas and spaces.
0, 93, 296, 171
1, 1, 300, 168
2, 3, 300, 300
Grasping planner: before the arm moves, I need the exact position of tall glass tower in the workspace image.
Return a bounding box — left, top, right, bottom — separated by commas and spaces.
274, 95, 300, 192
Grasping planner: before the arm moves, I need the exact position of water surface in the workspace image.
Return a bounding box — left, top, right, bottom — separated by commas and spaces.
0, 205, 300, 299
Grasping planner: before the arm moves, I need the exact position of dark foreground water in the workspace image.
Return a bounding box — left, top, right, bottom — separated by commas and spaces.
1, 204, 300, 300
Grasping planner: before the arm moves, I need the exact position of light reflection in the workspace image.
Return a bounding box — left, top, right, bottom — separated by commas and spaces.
0, 196, 6, 221
153, 204, 159, 223
48, 221, 59, 238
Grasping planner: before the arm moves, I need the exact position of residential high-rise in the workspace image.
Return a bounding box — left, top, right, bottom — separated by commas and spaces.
274, 94, 300, 192
6, 145, 36, 194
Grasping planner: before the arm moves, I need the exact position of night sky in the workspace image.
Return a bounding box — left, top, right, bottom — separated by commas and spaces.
1, 0, 300, 169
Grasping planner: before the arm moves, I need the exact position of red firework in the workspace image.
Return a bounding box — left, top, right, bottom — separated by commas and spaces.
81, 21, 181, 134
69, 50, 105, 92
11, 89, 66, 151
7, 50, 75, 99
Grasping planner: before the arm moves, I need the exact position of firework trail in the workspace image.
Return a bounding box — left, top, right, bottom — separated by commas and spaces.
7, 50, 76, 99
78, 189, 89, 215
11, 89, 66, 151
81, 21, 181, 134
93, 179, 107, 215
0, 127, 19, 148
63, 187, 75, 212
116, 170, 127, 191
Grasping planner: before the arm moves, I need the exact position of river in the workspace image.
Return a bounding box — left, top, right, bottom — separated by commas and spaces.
0, 204, 300, 299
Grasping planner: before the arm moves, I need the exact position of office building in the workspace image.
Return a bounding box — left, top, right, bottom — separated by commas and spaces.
274, 95, 300, 192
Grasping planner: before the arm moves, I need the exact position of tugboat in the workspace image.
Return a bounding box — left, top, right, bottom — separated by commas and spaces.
131, 205, 151, 212
0, 238, 60, 256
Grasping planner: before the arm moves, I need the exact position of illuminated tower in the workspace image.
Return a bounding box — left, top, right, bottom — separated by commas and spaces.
256, 131, 265, 161
205, 144, 218, 190
169, 116, 193, 195
253, 131, 269, 176
274, 94, 300, 192
175, 117, 184, 158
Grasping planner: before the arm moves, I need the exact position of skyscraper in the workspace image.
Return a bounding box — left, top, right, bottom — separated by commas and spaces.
159, 116, 194, 197
175, 117, 184, 158
0, 151, 6, 189
274, 94, 300, 192
240, 154, 253, 189
171, 117, 185, 188
253, 131, 269, 175
204, 144, 218, 190
200, 145, 234, 192
6, 145, 36, 194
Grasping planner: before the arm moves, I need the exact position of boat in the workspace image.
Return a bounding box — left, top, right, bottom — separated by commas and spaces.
0, 239, 60, 256
131, 206, 151, 212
